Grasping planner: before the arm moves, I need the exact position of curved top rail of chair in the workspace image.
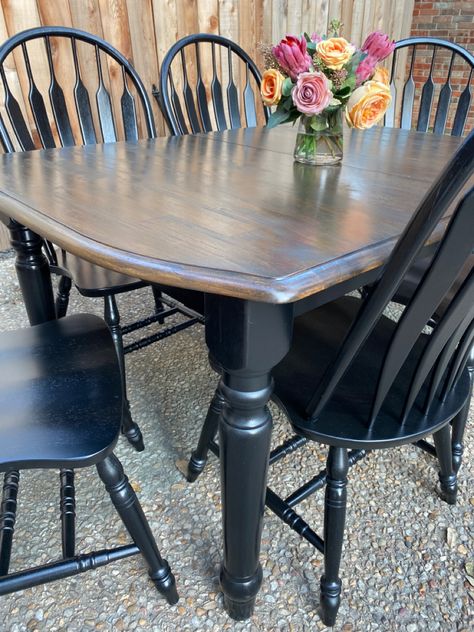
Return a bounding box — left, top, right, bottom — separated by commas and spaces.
394, 37, 474, 66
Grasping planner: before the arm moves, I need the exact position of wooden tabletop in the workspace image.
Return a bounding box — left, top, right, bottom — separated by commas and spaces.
0, 126, 465, 303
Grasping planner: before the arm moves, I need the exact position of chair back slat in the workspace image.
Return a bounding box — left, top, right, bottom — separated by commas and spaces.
211, 43, 227, 131
0, 67, 34, 151
120, 67, 138, 141
305, 132, 474, 424
416, 49, 436, 133
22, 42, 56, 149
425, 310, 474, 411
195, 43, 213, 133
442, 309, 474, 398
452, 68, 473, 137
400, 47, 416, 130
180, 49, 201, 134
243, 63, 257, 127
384, 52, 397, 128
71, 38, 96, 145
408, 275, 474, 416
372, 189, 473, 420
0, 113, 15, 152
160, 33, 268, 136
166, 69, 188, 135
433, 51, 455, 135
226, 47, 240, 129
95, 45, 116, 143
45, 37, 74, 147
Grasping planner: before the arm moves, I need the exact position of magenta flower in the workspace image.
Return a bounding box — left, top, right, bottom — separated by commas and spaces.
361, 31, 395, 62
311, 33, 322, 43
355, 54, 377, 85
292, 71, 332, 115
272, 35, 312, 79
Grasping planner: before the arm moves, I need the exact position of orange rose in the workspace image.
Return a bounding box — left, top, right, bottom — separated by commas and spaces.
372, 65, 390, 85
316, 37, 355, 70
345, 80, 392, 129
261, 69, 285, 106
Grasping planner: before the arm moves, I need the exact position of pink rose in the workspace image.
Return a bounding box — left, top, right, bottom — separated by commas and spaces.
361, 31, 395, 62
272, 35, 312, 80
355, 54, 377, 85
311, 33, 322, 43
292, 71, 332, 115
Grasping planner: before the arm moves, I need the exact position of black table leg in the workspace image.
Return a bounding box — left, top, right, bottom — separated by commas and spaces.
206, 295, 293, 620
7, 220, 55, 325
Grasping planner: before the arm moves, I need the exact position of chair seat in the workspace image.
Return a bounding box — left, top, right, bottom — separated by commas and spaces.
272, 296, 470, 449
0, 314, 122, 471
54, 249, 147, 296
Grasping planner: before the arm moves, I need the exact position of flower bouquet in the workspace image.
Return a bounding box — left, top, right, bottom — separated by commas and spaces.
260, 20, 395, 165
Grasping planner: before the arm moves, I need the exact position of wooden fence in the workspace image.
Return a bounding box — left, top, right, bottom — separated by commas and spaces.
0, 0, 415, 248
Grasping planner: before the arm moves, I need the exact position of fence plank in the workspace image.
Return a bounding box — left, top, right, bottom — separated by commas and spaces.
36, 0, 83, 144
126, 0, 164, 135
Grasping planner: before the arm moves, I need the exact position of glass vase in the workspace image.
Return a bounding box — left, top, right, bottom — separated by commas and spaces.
293, 110, 343, 166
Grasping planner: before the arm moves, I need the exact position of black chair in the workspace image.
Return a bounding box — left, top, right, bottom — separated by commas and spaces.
186, 131, 474, 624
155, 33, 270, 135
382, 37, 474, 474
0, 312, 178, 604
384, 37, 474, 135
0, 26, 201, 453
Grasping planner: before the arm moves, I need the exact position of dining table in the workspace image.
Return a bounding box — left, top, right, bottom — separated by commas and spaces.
0, 124, 465, 620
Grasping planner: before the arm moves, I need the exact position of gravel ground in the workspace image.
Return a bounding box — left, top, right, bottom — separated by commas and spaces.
0, 250, 472, 632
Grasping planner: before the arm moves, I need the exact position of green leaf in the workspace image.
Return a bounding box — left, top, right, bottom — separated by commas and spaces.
345, 50, 367, 74
282, 96, 294, 111
310, 115, 329, 132
282, 77, 293, 97
334, 85, 352, 99
266, 109, 291, 128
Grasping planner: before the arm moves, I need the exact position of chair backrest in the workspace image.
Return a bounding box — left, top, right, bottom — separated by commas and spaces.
384, 37, 474, 136
0, 26, 156, 153
158, 33, 269, 136
306, 130, 474, 425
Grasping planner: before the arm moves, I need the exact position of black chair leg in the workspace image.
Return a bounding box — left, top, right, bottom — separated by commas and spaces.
0, 470, 20, 576
320, 446, 349, 627
151, 286, 166, 324
187, 385, 225, 482
433, 424, 457, 505
104, 294, 144, 452
55, 275, 72, 318
96, 454, 178, 604
59, 469, 75, 558
452, 350, 473, 474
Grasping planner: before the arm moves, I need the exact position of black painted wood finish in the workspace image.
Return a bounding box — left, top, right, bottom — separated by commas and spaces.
0, 313, 178, 603
268, 135, 474, 624
385, 37, 474, 136
157, 34, 269, 136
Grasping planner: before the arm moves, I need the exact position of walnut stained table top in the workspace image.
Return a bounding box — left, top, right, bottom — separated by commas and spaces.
0, 126, 464, 303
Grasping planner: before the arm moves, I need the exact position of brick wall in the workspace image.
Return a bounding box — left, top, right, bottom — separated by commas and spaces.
409, 0, 473, 133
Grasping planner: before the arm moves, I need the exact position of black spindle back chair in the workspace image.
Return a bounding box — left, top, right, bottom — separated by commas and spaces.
157, 34, 270, 136
0, 313, 178, 604
267, 132, 474, 625
0, 27, 202, 453
0, 26, 155, 150
384, 37, 474, 136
